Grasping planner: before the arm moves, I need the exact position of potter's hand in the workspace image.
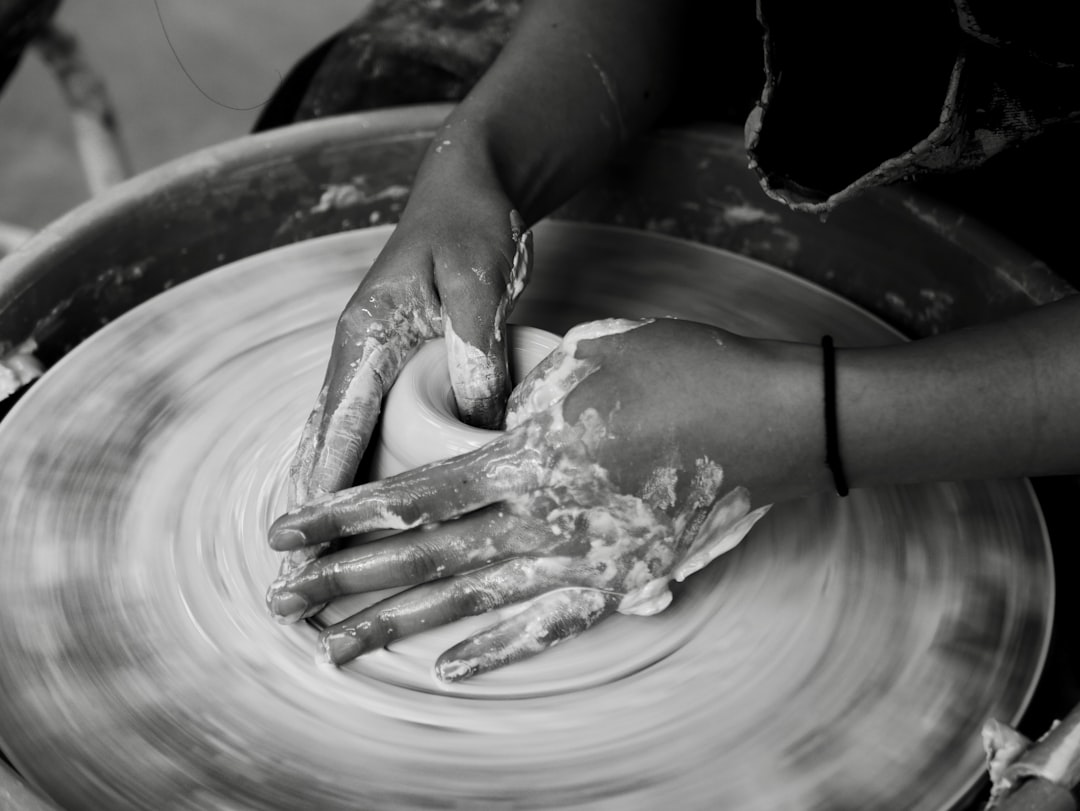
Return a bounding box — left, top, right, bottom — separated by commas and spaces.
269, 318, 830, 681
290, 200, 531, 508
285, 0, 695, 506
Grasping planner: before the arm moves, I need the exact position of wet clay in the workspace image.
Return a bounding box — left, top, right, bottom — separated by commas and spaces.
0, 224, 1053, 811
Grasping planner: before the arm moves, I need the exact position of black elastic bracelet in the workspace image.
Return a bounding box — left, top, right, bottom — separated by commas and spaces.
821, 335, 849, 497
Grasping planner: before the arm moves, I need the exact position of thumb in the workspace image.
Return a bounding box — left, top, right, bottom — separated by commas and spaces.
438, 210, 532, 429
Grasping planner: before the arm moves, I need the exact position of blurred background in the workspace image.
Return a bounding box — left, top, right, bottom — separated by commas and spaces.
0, 0, 364, 232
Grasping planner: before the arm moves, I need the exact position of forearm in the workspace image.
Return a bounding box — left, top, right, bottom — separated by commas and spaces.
412, 0, 688, 222
839, 295, 1080, 487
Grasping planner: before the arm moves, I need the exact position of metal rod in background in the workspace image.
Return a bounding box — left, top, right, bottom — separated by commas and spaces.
32, 22, 131, 196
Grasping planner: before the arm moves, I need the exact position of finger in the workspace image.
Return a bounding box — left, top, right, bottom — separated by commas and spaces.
318, 556, 586, 666
434, 588, 620, 682
282, 384, 337, 585
288, 382, 330, 509
443, 313, 509, 430
281, 313, 416, 587
269, 421, 551, 550
291, 292, 440, 504
437, 211, 532, 429
266, 506, 551, 623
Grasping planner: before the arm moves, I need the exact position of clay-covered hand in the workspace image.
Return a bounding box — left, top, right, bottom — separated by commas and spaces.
268, 318, 828, 681
290, 174, 531, 510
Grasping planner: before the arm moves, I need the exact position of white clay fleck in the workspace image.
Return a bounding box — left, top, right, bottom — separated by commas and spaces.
0, 339, 44, 401
689, 457, 724, 506
491, 216, 532, 342
584, 51, 626, 140
641, 466, 679, 511
981, 719, 1032, 805
618, 577, 673, 616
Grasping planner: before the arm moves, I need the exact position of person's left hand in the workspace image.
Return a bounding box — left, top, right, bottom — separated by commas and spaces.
267, 317, 825, 681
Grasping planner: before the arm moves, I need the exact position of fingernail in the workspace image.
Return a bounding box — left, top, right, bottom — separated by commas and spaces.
319, 631, 363, 667
270, 528, 306, 550
435, 660, 475, 683
269, 590, 310, 624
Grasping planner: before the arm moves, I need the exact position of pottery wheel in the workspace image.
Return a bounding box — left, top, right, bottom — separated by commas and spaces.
0, 223, 1053, 810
